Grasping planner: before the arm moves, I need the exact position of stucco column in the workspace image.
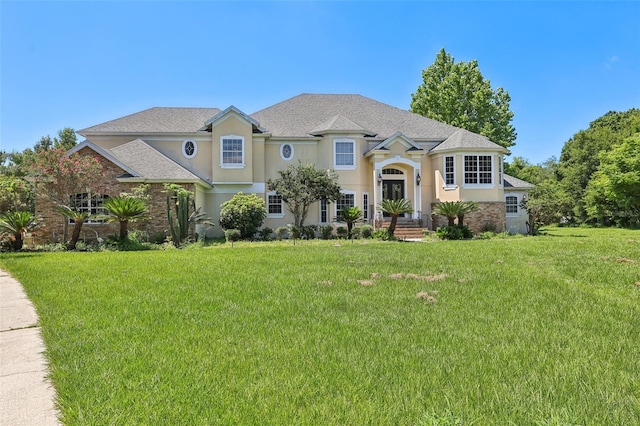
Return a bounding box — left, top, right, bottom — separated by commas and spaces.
414, 167, 422, 220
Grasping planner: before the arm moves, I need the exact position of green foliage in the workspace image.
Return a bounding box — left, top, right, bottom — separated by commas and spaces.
224, 229, 241, 247
165, 184, 214, 247
456, 201, 479, 228
337, 206, 363, 239
275, 226, 288, 240
219, 192, 266, 239
411, 48, 516, 149
335, 226, 348, 238
433, 201, 462, 226
435, 225, 473, 240
56, 205, 90, 250
360, 224, 374, 238
102, 196, 150, 241
258, 227, 274, 241
319, 224, 334, 240
0, 175, 34, 213
267, 161, 342, 227
0, 211, 38, 251
372, 228, 394, 241
556, 108, 640, 222
504, 156, 558, 186
300, 225, 317, 239
378, 198, 413, 237
585, 134, 640, 226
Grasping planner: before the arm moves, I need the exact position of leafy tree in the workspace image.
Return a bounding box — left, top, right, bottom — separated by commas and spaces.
34, 128, 78, 152
337, 206, 363, 239
520, 179, 572, 233
378, 198, 413, 238
0, 175, 34, 213
504, 156, 558, 186
267, 162, 342, 227
585, 134, 640, 226
56, 205, 90, 250
411, 48, 516, 149
0, 211, 38, 251
219, 192, 267, 239
557, 108, 640, 222
102, 196, 151, 241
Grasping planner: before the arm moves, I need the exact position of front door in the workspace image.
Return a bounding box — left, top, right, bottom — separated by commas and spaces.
382, 179, 404, 217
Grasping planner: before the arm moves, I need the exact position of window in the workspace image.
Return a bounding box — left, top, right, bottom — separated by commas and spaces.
221, 135, 244, 167
363, 193, 369, 220
506, 195, 519, 215
335, 191, 356, 217
334, 138, 355, 169
444, 156, 455, 186
498, 157, 503, 187
69, 193, 107, 224
267, 192, 284, 217
464, 155, 493, 186
182, 140, 197, 159
280, 143, 293, 161
320, 199, 329, 224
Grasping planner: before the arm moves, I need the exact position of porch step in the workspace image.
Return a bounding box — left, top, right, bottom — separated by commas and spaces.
378, 220, 426, 239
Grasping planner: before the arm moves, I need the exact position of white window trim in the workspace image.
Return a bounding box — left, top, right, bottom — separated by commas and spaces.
220, 134, 245, 168
505, 193, 520, 217
182, 139, 197, 159
280, 143, 294, 161
334, 190, 356, 221
333, 138, 356, 170
443, 155, 457, 190
266, 191, 285, 218
498, 157, 504, 189
319, 199, 329, 224
69, 192, 107, 224
462, 154, 495, 189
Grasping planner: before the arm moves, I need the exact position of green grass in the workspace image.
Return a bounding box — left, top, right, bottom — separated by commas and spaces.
1, 227, 639, 425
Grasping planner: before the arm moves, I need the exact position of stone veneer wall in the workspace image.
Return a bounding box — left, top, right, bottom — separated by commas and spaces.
431, 202, 506, 234
32, 147, 195, 244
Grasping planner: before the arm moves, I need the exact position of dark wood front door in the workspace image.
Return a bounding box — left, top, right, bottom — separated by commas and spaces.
382, 180, 404, 216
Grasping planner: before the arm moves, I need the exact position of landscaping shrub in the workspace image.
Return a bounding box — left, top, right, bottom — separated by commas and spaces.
258, 227, 273, 241
300, 225, 317, 240
275, 226, 288, 240
351, 226, 362, 239
336, 226, 348, 239
435, 225, 473, 240
319, 225, 334, 240
224, 229, 241, 247
360, 225, 374, 239
219, 192, 266, 239
372, 228, 394, 241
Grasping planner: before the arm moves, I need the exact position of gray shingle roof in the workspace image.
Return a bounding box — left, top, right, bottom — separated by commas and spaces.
308, 114, 372, 135
110, 139, 203, 181
504, 174, 535, 189
78, 107, 221, 134
250, 93, 459, 140
430, 128, 508, 153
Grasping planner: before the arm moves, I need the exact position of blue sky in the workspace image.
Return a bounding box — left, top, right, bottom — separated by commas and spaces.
1, 1, 638, 164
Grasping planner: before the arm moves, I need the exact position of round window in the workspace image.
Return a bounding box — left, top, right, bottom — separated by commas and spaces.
280, 143, 293, 160
182, 140, 197, 158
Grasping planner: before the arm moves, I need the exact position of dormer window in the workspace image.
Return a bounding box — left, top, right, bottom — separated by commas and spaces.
182, 140, 197, 159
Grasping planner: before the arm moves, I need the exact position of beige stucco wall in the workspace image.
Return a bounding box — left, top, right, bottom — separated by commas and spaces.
211, 114, 254, 183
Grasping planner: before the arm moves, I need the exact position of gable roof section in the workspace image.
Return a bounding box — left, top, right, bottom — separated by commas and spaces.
204, 105, 266, 133
250, 93, 459, 140
367, 131, 425, 154
430, 128, 508, 154
308, 114, 374, 136
109, 139, 204, 182
68, 140, 140, 177
78, 107, 221, 134
504, 174, 535, 189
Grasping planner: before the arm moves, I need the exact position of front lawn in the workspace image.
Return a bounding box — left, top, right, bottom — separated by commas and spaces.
1, 228, 639, 424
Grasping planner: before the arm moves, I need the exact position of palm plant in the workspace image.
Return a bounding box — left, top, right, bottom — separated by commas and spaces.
0, 211, 38, 251
102, 196, 150, 241
56, 205, 90, 250
433, 201, 462, 226
457, 201, 480, 228
337, 206, 363, 239
378, 198, 413, 238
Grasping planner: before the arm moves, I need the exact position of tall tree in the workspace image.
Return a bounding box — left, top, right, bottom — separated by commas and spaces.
411, 48, 516, 149
585, 134, 640, 226
267, 162, 342, 227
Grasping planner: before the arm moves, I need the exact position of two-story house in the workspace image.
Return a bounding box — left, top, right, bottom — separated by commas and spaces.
34, 93, 533, 242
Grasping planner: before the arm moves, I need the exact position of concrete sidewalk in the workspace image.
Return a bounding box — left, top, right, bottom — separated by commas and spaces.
0, 269, 61, 425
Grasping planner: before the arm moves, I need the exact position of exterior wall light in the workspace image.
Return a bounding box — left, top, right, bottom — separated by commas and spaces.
416, 172, 422, 186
